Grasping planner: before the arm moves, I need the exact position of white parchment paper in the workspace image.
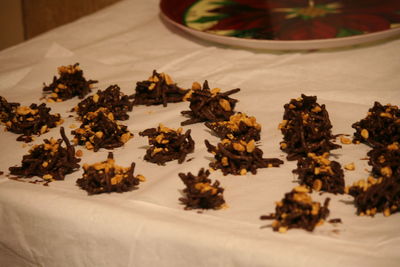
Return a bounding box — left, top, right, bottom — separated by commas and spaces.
0, 0, 399, 266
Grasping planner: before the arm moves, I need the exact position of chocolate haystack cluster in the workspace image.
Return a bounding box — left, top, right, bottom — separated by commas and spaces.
346, 177, 400, 217
260, 186, 331, 233
2, 102, 63, 142
279, 94, 340, 160
346, 102, 400, 217
205, 112, 261, 141
71, 108, 132, 151
139, 124, 195, 165
179, 168, 226, 210
352, 102, 399, 148
0, 96, 19, 121
293, 152, 345, 194
132, 70, 189, 107
368, 142, 400, 179
43, 63, 97, 101
73, 84, 133, 120
9, 127, 80, 181
181, 81, 240, 126
76, 152, 145, 194
205, 139, 283, 175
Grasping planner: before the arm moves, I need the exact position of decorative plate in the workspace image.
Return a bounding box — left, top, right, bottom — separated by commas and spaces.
160, 0, 400, 50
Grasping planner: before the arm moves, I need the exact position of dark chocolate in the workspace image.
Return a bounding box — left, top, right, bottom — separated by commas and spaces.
139, 124, 195, 165
352, 102, 399, 148
76, 152, 145, 194
0, 96, 20, 122
9, 127, 80, 181
71, 108, 132, 152
205, 138, 283, 175
205, 112, 261, 141
293, 152, 345, 194
347, 176, 400, 217
260, 186, 330, 232
367, 142, 400, 179
179, 168, 225, 210
73, 84, 133, 120
132, 70, 189, 107
279, 94, 340, 160
43, 63, 97, 101
2, 103, 63, 142
181, 81, 240, 126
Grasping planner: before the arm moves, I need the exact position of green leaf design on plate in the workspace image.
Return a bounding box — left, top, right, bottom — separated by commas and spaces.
210, 1, 235, 5
229, 29, 260, 38
190, 14, 229, 24
336, 28, 364, 37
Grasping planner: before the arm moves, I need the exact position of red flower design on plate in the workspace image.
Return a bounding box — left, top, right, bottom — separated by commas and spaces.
192, 0, 400, 40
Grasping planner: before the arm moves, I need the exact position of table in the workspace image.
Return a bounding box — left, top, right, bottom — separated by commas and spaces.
0, 1, 399, 266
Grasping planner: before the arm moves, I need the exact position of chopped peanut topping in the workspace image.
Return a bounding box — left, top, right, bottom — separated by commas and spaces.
387, 142, 399, 150
211, 88, 221, 96
151, 147, 163, 156
107, 112, 114, 121
246, 140, 256, 153
293, 185, 309, 193
40, 125, 47, 134
293, 192, 312, 204
311, 203, 320, 215
111, 174, 124, 185
380, 112, 393, 119
163, 73, 174, 85
75, 150, 83, 157
92, 94, 99, 103
43, 174, 53, 180
232, 142, 245, 152
136, 174, 146, 182
16, 106, 37, 116
155, 134, 164, 143
183, 90, 192, 101
340, 136, 352, 144
361, 129, 369, 139
384, 208, 391, 217
57, 83, 66, 89
95, 131, 104, 139
344, 162, 355, 171
120, 133, 132, 143
219, 99, 231, 111
313, 179, 322, 191
311, 106, 322, 113
194, 182, 217, 195
85, 142, 94, 150
278, 120, 288, 130
191, 82, 201, 90
278, 226, 288, 233
380, 166, 392, 177
148, 75, 159, 83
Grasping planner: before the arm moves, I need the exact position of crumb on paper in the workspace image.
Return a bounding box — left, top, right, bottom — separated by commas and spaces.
344, 162, 355, 170
340, 136, 352, 144
75, 150, 83, 157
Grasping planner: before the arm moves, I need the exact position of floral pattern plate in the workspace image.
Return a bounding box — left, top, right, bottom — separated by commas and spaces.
160, 0, 400, 50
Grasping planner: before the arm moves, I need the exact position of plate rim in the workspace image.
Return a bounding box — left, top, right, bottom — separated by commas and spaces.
159, 0, 400, 50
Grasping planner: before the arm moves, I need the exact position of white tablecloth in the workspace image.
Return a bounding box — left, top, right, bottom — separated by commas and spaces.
0, 1, 399, 266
